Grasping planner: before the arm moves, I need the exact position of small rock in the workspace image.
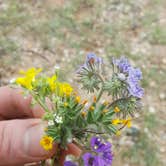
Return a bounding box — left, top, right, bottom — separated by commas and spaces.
64, 49, 69, 57
148, 106, 156, 113
124, 164, 129, 166
135, 113, 140, 118
79, 50, 85, 55
162, 58, 166, 65
160, 147, 165, 153
9, 78, 16, 84
150, 81, 156, 88
159, 93, 165, 100
98, 48, 104, 54
54, 65, 60, 70
144, 127, 149, 133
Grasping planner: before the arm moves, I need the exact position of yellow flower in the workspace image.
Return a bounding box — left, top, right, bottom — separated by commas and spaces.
89, 106, 95, 111
44, 128, 48, 131
64, 102, 69, 107
73, 91, 78, 96
116, 130, 121, 136
47, 75, 57, 92
103, 101, 109, 106
93, 96, 97, 102
112, 118, 132, 128
122, 118, 132, 128
16, 76, 33, 89
75, 96, 81, 103
112, 119, 123, 125
16, 68, 42, 89
19, 68, 42, 77
60, 83, 73, 96
102, 109, 109, 114
81, 111, 87, 118
82, 100, 88, 105
40, 135, 54, 151
114, 106, 120, 113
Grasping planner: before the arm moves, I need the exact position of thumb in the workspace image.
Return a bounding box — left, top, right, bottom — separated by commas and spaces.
0, 119, 56, 165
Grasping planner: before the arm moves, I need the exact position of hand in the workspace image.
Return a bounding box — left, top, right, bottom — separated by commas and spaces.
0, 86, 81, 166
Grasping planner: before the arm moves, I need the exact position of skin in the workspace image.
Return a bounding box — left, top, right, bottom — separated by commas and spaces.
0, 86, 81, 166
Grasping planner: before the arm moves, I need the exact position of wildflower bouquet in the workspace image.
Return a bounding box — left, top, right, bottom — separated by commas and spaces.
14, 53, 143, 166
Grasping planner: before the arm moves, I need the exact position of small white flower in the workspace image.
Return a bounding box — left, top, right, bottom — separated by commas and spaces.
9, 78, 16, 84
54, 65, 60, 70
117, 73, 126, 81
54, 115, 63, 124
48, 120, 54, 126
67, 137, 72, 143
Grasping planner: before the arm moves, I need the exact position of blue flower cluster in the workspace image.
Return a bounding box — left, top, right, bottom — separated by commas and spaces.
76, 53, 103, 92
64, 137, 113, 166
64, 161, 77, 166
82, 137, 113, 166
76, 53, 102, 75
86, 53, 103, 65
113, 57, 144, 98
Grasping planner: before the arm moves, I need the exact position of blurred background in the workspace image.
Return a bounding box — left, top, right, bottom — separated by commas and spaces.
0, 0, 165, 165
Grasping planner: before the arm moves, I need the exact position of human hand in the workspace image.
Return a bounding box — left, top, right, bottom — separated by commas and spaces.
0, 86, 81, 166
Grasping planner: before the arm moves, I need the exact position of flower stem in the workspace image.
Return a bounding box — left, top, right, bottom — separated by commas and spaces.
95, 73, 104, 102
52, 144, 63, 166
30, 92, 50, 112
107, 97, 131, 108
51, 158, 54, 166
96, 87, 104, 102
41, 160, 46, 166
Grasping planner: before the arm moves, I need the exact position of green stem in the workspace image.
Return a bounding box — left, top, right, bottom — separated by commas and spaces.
30, 92, 50, 112
41, 160, 46, 166
52, 144, 63, 166
37, 98, 49, 112
107, 97, 131, 108
96, 87, 104, 102
51, 158, 54, 166
94, 73, 105, 102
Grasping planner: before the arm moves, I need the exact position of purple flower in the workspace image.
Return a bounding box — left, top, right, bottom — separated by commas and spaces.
95, 156, 107, 166
88, 137, 113, 166
127, 67, 142, 82
100, 142, 112, 153
77, 53, 102, 74
133, 68, 142, 80
82, 152, 113, 166
127, 67, 144, 98
102, 152, 113, 165
90, 137, 104, 153
113, 57, 144, 98
90, 137, 112, 153
128, 82, 144, 98
113, 57, 131, 73
86, 53, 103, 65
82, 153, 98, 166
64, 161, 77, 166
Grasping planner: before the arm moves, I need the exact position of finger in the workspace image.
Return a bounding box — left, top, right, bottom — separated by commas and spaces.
0, 119, 56, 165
66, 143, 81, 157
59, 143, 81, 165
0, 86, 44, 119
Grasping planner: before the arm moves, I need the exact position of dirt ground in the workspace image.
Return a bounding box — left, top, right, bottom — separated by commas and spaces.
0, 0, 166, 166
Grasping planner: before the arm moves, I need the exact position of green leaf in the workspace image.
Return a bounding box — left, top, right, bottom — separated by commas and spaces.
104, 125, 117, 135
87, 111, 94, 123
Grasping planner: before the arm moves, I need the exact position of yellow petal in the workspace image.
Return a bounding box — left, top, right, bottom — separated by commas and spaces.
114, 106, 120, 113
40, 135, 54, 151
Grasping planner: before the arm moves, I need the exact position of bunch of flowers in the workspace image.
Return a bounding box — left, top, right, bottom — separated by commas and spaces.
13, 53, 144, 166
